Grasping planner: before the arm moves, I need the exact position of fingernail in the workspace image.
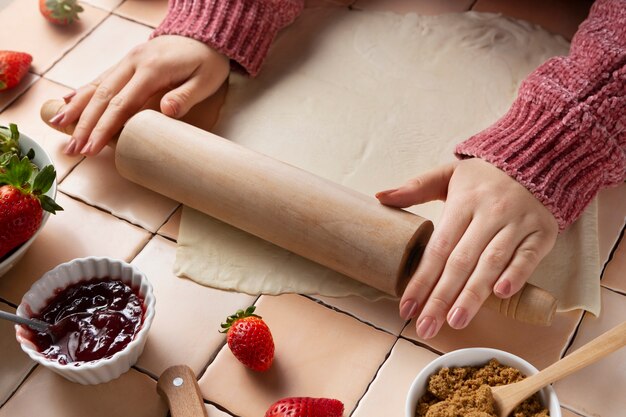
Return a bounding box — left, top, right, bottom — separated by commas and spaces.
400, 299, 419, 320
417, 316, 437, 339
376, 188, 399, 198
448, 307, 468, 329
63, 138, 76, 155
494, 280, 511, 297
49, 112, 65, 125
80, 142, 92, 155
165, 99, 179, 117
63, 91, 76, 104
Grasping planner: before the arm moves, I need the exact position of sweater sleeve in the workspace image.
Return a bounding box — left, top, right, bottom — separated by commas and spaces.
455, 0, 626, 231
152, 0, 305, 77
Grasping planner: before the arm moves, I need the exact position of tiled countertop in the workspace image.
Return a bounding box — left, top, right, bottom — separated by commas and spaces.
0, 1, 624, 416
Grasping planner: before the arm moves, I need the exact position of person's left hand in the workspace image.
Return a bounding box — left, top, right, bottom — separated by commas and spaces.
376, 158, 558, 339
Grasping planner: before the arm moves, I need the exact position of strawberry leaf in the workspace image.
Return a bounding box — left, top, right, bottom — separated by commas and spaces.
38, 195, 63, 214
32, 165, 56, 195
0, 123, 21, 156
0, 155, 33, 187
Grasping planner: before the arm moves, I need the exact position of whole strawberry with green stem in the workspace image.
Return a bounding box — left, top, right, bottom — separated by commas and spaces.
0, 136, 62, 258
265, 397, 344, 417
0, 51, 32, 91
39, 0, 84, 25
220, 305, 274, 372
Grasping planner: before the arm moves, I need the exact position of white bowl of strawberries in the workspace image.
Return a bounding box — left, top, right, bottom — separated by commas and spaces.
0, 123, 62, 277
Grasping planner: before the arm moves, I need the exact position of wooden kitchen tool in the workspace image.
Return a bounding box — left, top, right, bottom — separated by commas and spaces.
40, 103, 557, 326
157, 365, 208, 417
492, 320, 626, 417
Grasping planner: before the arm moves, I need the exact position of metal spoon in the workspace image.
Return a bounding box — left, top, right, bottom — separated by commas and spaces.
0, 309, 50, 332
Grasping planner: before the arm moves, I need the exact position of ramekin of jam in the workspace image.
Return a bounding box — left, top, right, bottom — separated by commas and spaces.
16, 257, 156, 385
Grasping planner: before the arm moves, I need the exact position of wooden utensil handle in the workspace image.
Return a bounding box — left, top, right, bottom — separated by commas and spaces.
483, 283, 556, 326
157, 365, 208, 417
494, 320, 626, 416
522, 320, 626, 392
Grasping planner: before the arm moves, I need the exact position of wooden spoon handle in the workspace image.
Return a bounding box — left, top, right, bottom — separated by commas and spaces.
496, 320, 626, 415
157, 365, 208, 417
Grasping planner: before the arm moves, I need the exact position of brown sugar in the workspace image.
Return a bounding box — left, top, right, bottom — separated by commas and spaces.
415, 359, 549, 417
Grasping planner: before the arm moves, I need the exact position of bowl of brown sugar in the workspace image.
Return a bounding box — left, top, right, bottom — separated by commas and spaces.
405, 347, 560, 417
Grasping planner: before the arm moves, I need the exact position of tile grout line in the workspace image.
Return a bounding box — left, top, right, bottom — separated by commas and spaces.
301, 294, 400, 337
0, 297, 17, 309
599, 222, 625, 282
347, 337, 399, 417
398, 334, 445, 357
0, 364, 38, 409
39, 10, 114, 80
204, 399, 241, 417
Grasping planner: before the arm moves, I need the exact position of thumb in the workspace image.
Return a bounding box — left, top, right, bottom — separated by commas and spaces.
375, 162, 457, 208
160, 75, 217, 118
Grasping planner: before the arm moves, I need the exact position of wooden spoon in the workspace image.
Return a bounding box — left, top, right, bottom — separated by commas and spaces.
492, 320, 626, 417
157, 365, 208, 417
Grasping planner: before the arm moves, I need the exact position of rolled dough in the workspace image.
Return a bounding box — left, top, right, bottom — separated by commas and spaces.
175, 9, 600, 314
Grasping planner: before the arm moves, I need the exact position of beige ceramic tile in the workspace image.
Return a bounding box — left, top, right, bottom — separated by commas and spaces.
199, 294, 396, 416
602, 235, 626, 293
46, 15, 153, 89
597, 183, 626, 265
0, 73, 39, 113
0, 303, 36, 407
157, 205, 182, 241
206, 404, 234, 417
352, 339, 439, 417
353, 0, 474, 14
0, 366, 167, 417
132, 236, 256, 377
472, 0, 593, 39
0, 1, 108, 74
0, 0, 12, 11
560, 409, 584, 417
554, 288, 626, 417
114, 0, 168, 28
59, 145, 179, 232
0, 78, 82, 181
0, 193, 151, 305
402, 307, 583, 370
313, 294, 406, 335
82, 0, 125, 12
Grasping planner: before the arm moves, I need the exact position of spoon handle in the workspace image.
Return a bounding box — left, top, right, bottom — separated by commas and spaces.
500, 320, 626, 407
157, 365, 208, 417
0, 309, 49, 332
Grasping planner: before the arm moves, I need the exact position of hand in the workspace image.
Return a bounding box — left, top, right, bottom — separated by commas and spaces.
376, 158, 558, 339
50, 35, 230, 156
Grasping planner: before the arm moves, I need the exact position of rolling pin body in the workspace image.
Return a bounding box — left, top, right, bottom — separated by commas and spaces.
40, 105, 557, 325
116, 110, 433, 297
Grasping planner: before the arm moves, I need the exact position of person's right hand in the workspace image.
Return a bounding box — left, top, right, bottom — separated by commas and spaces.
50, 35, 230, 156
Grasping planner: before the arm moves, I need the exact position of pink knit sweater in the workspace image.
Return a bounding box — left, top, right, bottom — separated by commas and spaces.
154, 0, 626, 230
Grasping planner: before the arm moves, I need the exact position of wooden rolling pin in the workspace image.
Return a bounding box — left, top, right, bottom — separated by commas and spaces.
41, 101, 557, 325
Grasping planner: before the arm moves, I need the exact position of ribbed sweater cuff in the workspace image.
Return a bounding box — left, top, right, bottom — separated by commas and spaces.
152, 0, 282, 77
455, 89, 625, 231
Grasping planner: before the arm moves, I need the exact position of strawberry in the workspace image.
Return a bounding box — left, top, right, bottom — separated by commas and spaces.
39, 0, 84, 25
265, 397, 344, 417
0, 124, 63, 258
0, 51, 32, 92
220, 305, 274, 371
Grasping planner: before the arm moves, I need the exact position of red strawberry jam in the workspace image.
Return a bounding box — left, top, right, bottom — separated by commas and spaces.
28, 278, 144, 365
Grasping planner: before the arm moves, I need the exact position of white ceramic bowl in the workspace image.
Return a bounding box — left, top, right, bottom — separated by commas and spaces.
405, 347, 561, 417
0, 132, 57, 277
15, 257, 156, 385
